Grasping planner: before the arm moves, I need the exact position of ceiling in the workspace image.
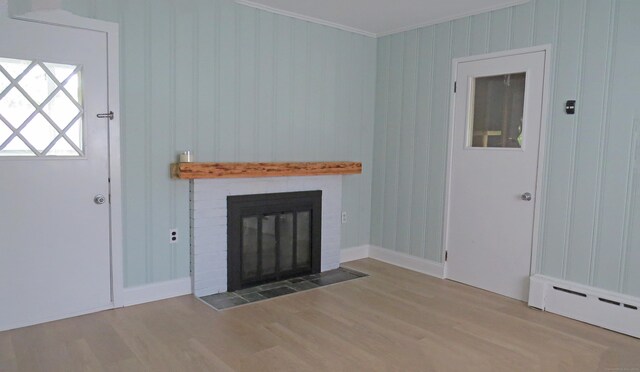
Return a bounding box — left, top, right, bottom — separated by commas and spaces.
235, 0, 530, 37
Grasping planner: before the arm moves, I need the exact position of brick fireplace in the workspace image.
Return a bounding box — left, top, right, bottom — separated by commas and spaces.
190, 175, 343, 297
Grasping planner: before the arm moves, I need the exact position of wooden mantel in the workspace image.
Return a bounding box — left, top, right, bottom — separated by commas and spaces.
171, 161, 362, 179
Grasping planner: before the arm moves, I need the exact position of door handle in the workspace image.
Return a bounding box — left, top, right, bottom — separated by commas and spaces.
94, 194, 106, 205
521, 192, 532, 201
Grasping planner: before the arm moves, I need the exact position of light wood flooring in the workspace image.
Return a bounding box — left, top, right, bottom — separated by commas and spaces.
1, 259, 638, 371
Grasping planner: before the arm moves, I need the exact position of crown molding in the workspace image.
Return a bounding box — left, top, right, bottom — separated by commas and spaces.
236, 0, 530, 38
376, 0, 530, 37
235, 0, 376, 38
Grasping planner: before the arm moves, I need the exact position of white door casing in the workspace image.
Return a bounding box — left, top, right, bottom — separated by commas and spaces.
0, 15, 114, 330
444, 48, 548, 301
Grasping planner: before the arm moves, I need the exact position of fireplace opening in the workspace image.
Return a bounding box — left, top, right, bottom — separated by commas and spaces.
227, 191, 321, 291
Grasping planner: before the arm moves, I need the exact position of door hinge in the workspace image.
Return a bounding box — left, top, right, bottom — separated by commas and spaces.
97, 111, 114, 120
445, 251, 448, 261
453, 82, 457, 93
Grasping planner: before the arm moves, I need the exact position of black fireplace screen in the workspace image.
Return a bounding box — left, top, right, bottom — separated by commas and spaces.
227, 191, 321, 291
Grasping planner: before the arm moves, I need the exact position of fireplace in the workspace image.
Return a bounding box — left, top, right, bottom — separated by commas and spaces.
226, 191, 322, 291
191, 175, 342, 297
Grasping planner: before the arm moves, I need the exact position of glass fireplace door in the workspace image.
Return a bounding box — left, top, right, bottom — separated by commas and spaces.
227, 191, 321, 291
241, 211, 312, 285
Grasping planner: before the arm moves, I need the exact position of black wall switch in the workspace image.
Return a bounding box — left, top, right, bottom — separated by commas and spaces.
566, 100, 576, 115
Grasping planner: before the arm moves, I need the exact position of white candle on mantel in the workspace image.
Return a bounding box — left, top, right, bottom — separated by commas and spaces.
179, 150, 192, 163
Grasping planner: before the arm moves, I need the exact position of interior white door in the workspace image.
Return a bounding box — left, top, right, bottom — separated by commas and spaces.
446, 50, 546, 301
0, 17, 112, 330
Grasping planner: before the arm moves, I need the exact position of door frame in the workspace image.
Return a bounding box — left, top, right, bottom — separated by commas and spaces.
11, 9, 124, 307
442, 45, 552, 284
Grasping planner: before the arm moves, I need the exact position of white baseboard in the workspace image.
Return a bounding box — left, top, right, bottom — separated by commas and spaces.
340, 245, 370, 263
529, 275, 640, 338
368, 245, 444, 279
121, 277, 192, 307
0, 304, 114, 332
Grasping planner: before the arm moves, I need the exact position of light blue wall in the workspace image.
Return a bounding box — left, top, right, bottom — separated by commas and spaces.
11, 0, 640, 298
18, 0, 377, 287
372, 0, 640, 296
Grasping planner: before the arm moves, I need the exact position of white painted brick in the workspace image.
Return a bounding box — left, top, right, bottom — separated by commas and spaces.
194, 253, 226, 272
192, 175, 343, 291
191, 215, 227, 228
193, 233, 227, 250
193, 224, 226, 238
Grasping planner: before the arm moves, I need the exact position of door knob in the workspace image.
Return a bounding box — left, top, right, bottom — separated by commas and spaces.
521, 192, 532, 201
94, 194, 106, 205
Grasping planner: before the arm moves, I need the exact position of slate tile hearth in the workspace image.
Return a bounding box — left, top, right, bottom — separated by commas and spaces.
199, 267, 368, 310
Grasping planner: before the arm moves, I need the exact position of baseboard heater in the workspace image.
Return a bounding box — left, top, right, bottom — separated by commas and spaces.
529, 275, 640, 338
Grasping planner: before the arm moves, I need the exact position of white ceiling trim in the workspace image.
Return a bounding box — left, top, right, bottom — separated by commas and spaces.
376, 0, 530, 37
235, 0, 530, 38
235, 0, 377, 38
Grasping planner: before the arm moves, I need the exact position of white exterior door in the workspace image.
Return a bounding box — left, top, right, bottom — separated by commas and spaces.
445, 50, 546, 301
0, 17, 112, 330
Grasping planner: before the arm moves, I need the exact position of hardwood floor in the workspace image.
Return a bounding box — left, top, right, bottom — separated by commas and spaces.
1, 259, 638, 371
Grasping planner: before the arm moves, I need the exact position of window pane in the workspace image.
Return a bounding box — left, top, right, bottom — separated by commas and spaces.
261, 215, 277, 276
43, 62, 75, 83
296, 211, 311, 268
20, 114, 58, 153
0, 121, 11, 145
20, 64, 50, 104
0, 58, 82, 157
279, 213, 294, 272
0, 87, 34, 128
469, 73, 526, 148
0, 58, 30, 79
1, 137, 34, 156
242, 217, 258, 280
0, 71, 10, 92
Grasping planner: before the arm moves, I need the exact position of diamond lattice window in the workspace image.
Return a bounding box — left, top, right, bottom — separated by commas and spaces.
0, 57, 83, 157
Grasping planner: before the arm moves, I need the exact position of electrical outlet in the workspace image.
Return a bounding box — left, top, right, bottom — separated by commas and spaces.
169, 229, 178, 244
341, 211, 347, 224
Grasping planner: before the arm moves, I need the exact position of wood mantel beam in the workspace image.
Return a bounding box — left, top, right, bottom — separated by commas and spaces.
171, 161, 362, 179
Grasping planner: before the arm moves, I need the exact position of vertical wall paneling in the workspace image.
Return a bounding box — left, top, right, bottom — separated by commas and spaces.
533, 0, 560, 274
396, 30, 418, 255
593, 0, 639, 291
624, 117, 640, 296
237, 6, 257, 162
195, 0, 212, 161
372, 0, 640, 297
510, 1, 534, 50
410, 28, 435, 258
174, 2, 196, 279
424, 22, 451, 262
541, 0, 585, 279
291, 20, 307, 161
257, 11, 274, 161
273, 16, 292, 161
371, 36, 390, 246
469, 13, 489, 56
95, 0, 118, 23
381, 33, 404, 252
487, 8, 510, 52
565, 0, 611, 284
119, 0, 146, 286
217, 0, 236, 161
12, 0, 640, 298
587, 2, 617, 287
149, 0, 173, 282
142, 0, 153, 283
359, 36, 377, 246
28, 0, 377, 287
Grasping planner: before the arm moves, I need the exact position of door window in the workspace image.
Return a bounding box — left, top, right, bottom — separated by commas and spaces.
0, 57, 83, 157
468, 72, 526, 149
